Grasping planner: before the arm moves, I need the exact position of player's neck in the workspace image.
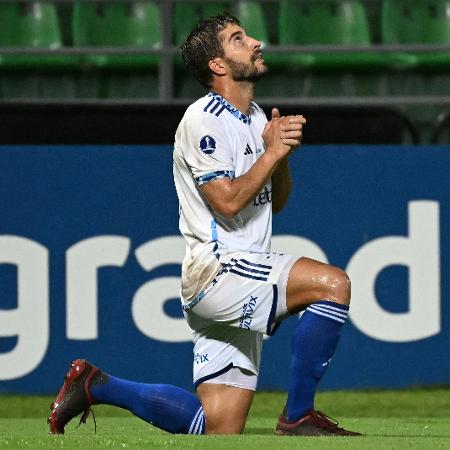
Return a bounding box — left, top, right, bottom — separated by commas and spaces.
212, 80, 254, 116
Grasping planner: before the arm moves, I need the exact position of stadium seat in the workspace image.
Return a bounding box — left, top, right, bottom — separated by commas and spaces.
382, 0, 450, 69
233, 1, 268, 43
73, 2, 161, 69
278, 0, 386, 70
174, 2, 230, 98
0, 2, 77, 69
57, 1, 74, 46
232, 1, 278, 67
174, 2, 230, 46
268, 0, 389, 99
73, 2, 161, 98
0, 2, 79, 99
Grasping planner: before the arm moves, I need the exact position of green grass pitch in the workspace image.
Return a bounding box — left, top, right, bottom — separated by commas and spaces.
1, 389, 449, 450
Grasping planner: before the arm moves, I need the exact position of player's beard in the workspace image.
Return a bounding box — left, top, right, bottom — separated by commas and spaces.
224, 56, 268, 82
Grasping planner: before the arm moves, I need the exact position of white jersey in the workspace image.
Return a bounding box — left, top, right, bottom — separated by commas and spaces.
173, 92, 273, 304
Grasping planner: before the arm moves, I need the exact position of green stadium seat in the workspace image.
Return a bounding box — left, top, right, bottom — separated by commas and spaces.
174, 2, 230, 98
72, 2, 161, 98
0, 71, 81, 99
233, 1, 268, 42
268, 0, 394, 99
174, 2, 230, 46
232, 1, 279, 67
260, 1, 280, 45
73, 2, 161, 69
382, 0, 450, 69
228, 1, 285, 97
278, 0, 386, 70
57, 2, 74, 46
0, 2, 77, 69
0, 2, 79, 99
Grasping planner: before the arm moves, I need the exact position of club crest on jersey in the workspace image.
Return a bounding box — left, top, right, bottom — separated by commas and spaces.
199, 135, 216, 154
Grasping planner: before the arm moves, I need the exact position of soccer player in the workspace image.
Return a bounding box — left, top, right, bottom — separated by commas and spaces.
48, 14, 360, 437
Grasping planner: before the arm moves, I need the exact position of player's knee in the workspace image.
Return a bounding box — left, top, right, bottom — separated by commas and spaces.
325, 267, 351, 305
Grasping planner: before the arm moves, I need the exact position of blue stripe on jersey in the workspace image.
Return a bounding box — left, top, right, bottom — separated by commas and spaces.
209, 100, 221, 114
195, 170, 235, 185
229, 268, 268, 281
203, 97, 215, 112
215, 105, 226, 116
239, 258, 272, 270
206, 92, 252, 124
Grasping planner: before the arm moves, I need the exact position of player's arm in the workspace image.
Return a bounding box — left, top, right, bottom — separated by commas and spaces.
201, 109, 305, 219
271, 109, 305, 213
271, 157, 292, 214
200, 150, 281, 219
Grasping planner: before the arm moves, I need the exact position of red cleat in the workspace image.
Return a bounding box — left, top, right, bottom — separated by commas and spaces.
275, 409, 362, 436
47, 359, 104, 434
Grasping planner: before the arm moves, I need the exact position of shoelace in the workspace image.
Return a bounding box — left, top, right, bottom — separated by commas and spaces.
77, 408, 97, 434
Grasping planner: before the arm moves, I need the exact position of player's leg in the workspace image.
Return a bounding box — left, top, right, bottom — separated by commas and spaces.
197, 372, 255, 434
89, 373, 205, 434
276, 256, 361, 435
187, 323, 261, 434
285, 256, 350, 312
48, 359, 205, 435
185, 251, 335, 434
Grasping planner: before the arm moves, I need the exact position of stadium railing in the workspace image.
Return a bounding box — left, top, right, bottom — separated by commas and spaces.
2, 0, 450, 143
0, 0, 449, 103
430, 110, 450, 143
72, 1, 161, 98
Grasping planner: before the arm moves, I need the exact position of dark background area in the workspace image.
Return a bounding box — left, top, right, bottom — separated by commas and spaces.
0, 103, 420, 145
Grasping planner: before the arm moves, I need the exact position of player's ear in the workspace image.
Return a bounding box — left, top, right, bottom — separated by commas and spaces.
208, 57, 226, 76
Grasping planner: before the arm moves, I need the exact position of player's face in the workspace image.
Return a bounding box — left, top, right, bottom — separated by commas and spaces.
219, 23, 267, 82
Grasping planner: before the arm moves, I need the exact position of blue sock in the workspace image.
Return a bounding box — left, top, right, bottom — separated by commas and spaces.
90, 376, 205, 434
286, 300, 349, 422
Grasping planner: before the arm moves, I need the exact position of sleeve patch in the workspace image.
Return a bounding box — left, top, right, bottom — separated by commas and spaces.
199, 135, 217, 154
195, 170, 235, 185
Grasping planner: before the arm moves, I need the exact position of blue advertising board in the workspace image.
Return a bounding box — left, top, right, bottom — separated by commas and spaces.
0, 145, 449, 394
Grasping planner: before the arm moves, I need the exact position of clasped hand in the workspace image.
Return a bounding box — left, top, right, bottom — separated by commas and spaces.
263, 108, 306, 159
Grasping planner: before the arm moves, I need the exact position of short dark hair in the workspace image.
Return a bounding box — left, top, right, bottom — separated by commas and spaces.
180, 14, 240, 89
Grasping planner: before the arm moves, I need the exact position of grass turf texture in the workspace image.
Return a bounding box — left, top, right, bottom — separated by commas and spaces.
1, 389, 449, 449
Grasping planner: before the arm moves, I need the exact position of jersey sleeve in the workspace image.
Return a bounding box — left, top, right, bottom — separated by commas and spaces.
183, 112, 235, 186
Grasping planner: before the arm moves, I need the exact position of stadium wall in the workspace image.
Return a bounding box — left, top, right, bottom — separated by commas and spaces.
0, 144, 449, 393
